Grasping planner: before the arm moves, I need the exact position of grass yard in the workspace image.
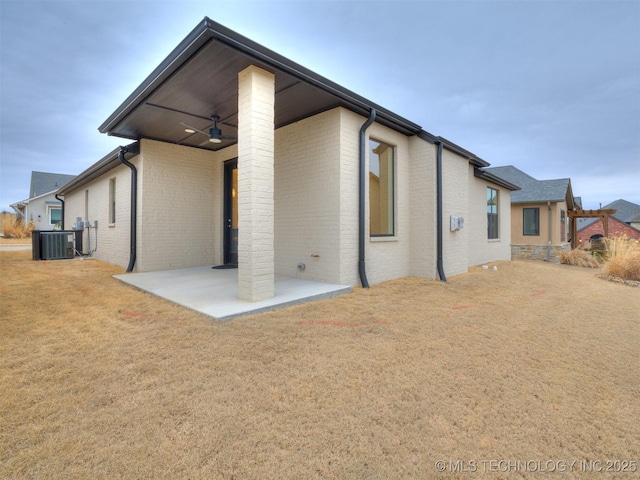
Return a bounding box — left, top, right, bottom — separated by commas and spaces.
1, 250, 639, 479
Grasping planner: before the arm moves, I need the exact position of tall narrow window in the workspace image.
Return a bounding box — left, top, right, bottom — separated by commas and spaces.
561, 210, 566, 242
85, 190, 89, 222
487, 187, 499, 239
523, 207, 540, 235
109, 178, 116, 224
369, 139, 394, 236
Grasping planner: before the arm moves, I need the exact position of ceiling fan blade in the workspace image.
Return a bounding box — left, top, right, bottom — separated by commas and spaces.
180, 122, 209, 136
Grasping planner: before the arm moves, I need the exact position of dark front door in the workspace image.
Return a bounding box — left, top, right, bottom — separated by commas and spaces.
223, 159, 238, 265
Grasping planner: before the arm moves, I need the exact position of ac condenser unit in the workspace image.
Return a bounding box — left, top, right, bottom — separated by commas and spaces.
40, 232, 74, 260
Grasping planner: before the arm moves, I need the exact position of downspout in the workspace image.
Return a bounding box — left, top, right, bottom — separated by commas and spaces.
436, 141, 447, 282
54, 194, 65, 230
118, 146, 137, 272
546, 201, 552, 262
358, 108, 376, 288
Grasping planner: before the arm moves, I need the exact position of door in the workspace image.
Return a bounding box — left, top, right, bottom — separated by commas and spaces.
223, 159, 238, 265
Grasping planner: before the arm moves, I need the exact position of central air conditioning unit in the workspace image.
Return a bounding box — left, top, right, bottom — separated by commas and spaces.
39, 232, 74, 260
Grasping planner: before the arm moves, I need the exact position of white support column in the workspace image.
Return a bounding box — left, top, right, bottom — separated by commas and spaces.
237, 65, 275, 301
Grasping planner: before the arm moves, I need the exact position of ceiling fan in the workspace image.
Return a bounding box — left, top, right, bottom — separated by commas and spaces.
181, 115, 237, 144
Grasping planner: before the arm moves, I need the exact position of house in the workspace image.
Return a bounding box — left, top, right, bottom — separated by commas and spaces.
57, 18, 517, 302
576, 199, 640, 246
11, 171, 75, 230
484, 165, 577, 262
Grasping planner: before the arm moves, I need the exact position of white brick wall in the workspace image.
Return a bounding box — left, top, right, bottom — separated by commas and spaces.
137, 139, 218, 272
441, 148, 470, 277
467, 169, 512, 266
237, 66, 275, 301
63, 160, 135, 269
338, 109, 413, 286
409, 136, 437, 279
62, 108, 512, 284
274, 109, 342, 283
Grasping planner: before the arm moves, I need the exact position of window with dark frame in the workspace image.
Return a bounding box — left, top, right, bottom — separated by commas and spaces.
523, 207, 540, 236
109, 178, 116, 224
49, 207, 62, 226
561, 210, 566, 242
369, 139, 394, 236
487, 187, 499, 239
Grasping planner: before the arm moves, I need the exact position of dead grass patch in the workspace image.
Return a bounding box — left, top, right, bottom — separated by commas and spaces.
1, 252, 639, 479
558, 248, 602, 268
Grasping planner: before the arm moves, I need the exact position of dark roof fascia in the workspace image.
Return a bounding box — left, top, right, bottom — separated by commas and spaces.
57, 142, 140, 195
437, 136, 490, 167
417, 130, 437, 144
474, 168, 520, 191
99, 19, 213, 134
100, 17, 422, 137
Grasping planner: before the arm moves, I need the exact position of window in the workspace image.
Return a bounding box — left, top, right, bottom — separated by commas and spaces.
561, 210, 566, 242
487, 187, 499, 239
109, 178, 116, 224
523, 208, 540, 235
49, 207, 62, 226
85, 190, 89, 223
369, 139, 394, 236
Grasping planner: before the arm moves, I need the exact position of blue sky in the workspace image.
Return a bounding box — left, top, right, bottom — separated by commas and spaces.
1, 0, 639, 211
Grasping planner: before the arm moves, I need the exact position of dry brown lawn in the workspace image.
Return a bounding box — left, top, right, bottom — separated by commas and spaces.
1, 251, 639, 479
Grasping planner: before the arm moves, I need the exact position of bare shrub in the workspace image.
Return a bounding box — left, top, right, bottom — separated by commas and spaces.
559, 248, 602, 268
603, 236, 640, 281
1, 217, 34, 238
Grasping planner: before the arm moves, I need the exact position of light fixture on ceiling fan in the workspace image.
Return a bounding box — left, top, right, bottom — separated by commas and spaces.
181, 115, 237, 143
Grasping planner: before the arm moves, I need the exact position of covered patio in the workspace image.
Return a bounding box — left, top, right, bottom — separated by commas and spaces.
114, 267, 351, 320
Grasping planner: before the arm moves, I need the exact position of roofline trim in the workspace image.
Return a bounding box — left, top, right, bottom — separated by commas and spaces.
57, 142, 140, 195
474, 168, 520, 191
99, 17, 422, 137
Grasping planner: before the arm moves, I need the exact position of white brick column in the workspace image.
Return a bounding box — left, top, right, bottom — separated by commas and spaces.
237, 65, 275, 301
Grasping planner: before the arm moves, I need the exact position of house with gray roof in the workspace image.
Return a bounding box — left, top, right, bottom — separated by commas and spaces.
575, 199, 640, 246
56, 17, 518, 308
11, 171, 75, 230
485, 165, 577, 262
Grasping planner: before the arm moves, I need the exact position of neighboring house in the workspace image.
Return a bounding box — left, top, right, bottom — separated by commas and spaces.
11, 171, 75, 230
576, 199, 640, 246
484, 165, 577, 262
57, 18, 518, 301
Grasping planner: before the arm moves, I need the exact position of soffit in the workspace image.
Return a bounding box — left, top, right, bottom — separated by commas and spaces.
103, 33, 417, 151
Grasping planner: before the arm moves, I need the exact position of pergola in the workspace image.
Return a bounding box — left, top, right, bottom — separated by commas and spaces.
568, 209, 617, 249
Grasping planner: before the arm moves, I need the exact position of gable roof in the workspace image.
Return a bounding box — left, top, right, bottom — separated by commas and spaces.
484, 165, 573, 205
30, 171, 76, 198
577, 199, 640, 230
98, 17, 489, 168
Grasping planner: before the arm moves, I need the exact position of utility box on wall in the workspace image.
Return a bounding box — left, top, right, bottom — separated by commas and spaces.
450, 215, 465, 232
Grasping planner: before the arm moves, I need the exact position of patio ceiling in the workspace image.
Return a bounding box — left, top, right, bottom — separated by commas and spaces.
99, 18, 422, 151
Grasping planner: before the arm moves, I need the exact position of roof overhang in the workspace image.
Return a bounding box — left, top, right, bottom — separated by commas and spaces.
57, 143, 140, 195
473, 168, 520, 191
99, 17, 424, 150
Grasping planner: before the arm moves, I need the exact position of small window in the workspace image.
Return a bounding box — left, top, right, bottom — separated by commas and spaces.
369, 139, 394, 236
109, 178, 116, 224
523, 208, 540, 235
49, 207, 62, 226
487, 187, 499, 239
561, 210, 566, 242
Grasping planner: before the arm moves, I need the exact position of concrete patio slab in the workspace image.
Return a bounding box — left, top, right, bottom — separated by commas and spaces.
114, 266, 351, 320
